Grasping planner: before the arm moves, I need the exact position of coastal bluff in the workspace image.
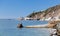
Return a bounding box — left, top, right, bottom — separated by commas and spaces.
27, 4, 60, 21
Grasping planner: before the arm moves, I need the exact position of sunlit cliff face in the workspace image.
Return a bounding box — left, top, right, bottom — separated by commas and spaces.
27, 5, 60, 21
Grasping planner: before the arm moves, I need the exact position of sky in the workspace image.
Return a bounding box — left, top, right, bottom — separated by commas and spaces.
0, 0, 60, 19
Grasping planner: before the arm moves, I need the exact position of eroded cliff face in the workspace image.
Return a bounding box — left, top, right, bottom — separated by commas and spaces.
27, 5, 60, 20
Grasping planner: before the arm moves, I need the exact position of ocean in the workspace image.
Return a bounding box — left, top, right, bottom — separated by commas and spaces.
0, 19, 50, 36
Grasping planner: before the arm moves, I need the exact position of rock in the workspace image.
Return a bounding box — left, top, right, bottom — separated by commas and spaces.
17, 24, 23, 28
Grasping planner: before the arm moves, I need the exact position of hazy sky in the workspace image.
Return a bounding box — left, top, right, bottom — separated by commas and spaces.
0, 0, 60, 19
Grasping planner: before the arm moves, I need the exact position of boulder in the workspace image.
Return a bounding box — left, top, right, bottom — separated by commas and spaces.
17, 24, 23, 28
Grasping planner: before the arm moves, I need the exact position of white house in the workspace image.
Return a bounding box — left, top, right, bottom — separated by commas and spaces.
24, 17, 33, 20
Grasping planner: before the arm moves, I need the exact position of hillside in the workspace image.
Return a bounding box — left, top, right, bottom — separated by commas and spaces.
27, 4, 60, 20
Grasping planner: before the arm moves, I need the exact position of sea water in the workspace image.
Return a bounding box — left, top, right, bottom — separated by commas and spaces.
0, 19, 50, 36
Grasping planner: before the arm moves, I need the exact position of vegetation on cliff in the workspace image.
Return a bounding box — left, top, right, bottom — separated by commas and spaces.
27, 4, 60, 20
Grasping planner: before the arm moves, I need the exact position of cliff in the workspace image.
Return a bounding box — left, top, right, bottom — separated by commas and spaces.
27, 4, 60, 20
